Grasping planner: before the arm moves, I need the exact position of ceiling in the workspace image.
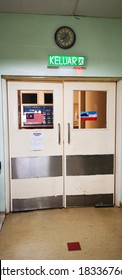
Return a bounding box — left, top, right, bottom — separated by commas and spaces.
0, 0, 122, 19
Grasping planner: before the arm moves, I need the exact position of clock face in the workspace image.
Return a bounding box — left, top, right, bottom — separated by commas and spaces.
54, 26, 76, 49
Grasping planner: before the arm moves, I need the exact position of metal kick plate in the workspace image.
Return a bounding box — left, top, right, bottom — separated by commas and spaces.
11, 156, 62, 179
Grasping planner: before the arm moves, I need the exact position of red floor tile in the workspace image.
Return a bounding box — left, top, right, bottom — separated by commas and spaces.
67, 242, 81, 251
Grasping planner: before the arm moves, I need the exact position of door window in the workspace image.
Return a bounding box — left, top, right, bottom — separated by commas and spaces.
73, 90, 106, 129
18, 91, 53, 129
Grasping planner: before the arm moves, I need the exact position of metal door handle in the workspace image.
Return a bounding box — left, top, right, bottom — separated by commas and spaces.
58, 123, 61, 144
68, 123, 70, 144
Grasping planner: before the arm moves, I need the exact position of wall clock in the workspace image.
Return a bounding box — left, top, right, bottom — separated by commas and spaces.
54, 26, 76, 49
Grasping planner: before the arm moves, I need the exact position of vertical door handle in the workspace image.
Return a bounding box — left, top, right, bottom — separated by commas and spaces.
68, 123, 70, 144
58, 123, 61, 144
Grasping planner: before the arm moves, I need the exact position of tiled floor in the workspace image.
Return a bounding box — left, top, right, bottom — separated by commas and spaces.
0, 207, 122, 260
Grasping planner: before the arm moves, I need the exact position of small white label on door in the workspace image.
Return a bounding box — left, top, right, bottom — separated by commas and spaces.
31, 131, 44, 150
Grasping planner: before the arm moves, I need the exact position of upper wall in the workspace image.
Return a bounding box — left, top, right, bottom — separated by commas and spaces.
0, 14, 122, 77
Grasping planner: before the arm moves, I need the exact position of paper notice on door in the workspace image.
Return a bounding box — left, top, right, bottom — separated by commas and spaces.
31, 132, 44, 150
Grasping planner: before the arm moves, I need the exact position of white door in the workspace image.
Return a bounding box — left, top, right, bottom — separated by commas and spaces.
64, 82, 115, 207
8, 82, 63, 211
8, 81, 116, 211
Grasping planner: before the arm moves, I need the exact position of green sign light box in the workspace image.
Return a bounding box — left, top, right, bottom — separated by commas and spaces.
48, 55, 86, 67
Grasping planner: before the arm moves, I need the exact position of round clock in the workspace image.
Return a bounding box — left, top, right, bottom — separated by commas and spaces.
54, 26, 76, 49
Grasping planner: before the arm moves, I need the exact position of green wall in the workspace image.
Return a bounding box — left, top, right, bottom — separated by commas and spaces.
0, 14, 122, 76
0, 14, 122, 211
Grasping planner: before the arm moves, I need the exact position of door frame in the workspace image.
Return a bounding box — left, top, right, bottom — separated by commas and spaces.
2, 77, 121, 213
115, 81, 122, 206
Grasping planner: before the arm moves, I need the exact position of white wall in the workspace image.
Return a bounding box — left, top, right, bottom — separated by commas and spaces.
0, 78, 5, 211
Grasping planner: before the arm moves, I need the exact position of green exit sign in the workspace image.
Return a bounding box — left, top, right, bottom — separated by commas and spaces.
48, 55, 86, 67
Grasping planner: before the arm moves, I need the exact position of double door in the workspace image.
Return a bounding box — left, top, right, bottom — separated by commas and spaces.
8, 81, 115, 211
